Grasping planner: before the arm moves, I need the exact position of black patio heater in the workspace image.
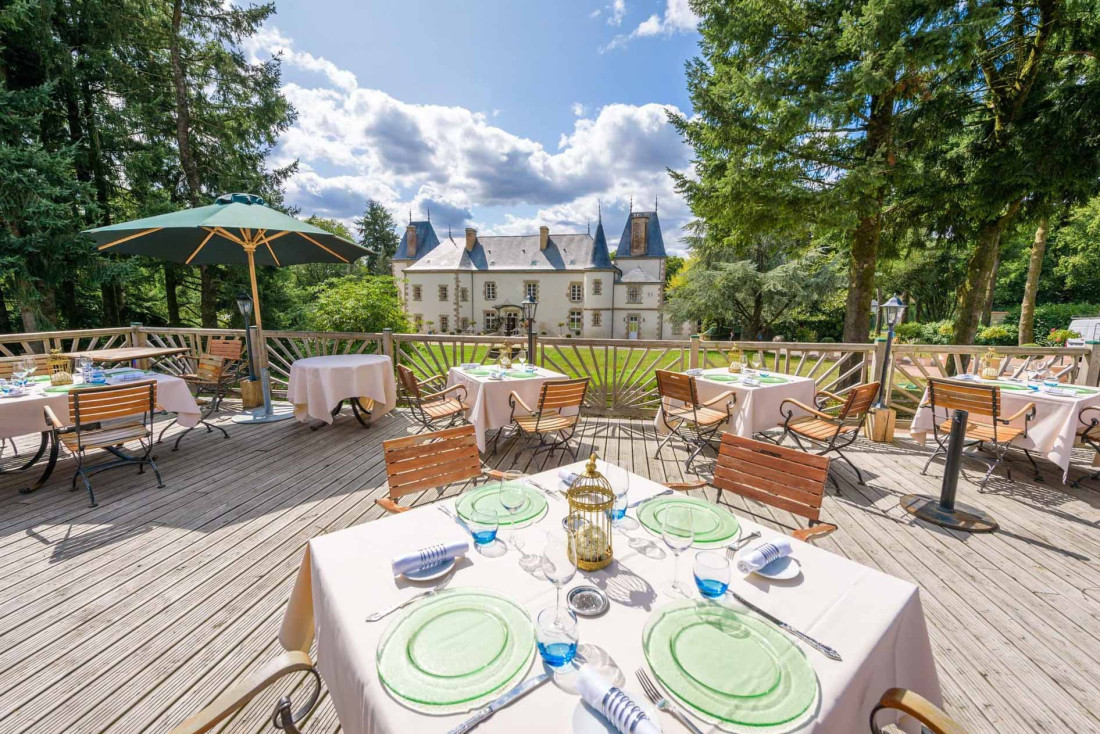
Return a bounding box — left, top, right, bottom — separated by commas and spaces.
236, 292, 258, 382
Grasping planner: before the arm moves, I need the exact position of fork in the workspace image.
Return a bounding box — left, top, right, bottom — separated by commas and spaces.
365, 572, 454, 622
726, 530, 761, 560
636, 668, 704, 734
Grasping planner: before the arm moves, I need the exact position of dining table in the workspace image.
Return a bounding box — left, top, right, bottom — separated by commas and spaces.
909, 377, 1100, 481
280, 461, 941, 733
0, 368, 201, 494
654, 368, 818, 439
61, 345, 190, 367
285, 354, 397, 427
446, 364, 570, 452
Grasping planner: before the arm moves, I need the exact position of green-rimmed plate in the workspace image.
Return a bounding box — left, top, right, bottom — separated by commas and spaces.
703, 373, 739, 383
637, 496, 740, 548
643, 601, 819, 729
994, 383, 1031, 391
376, 588, 536, 714
456, 481, 548, 526
504, 372, 540, 379
758, 375, 788, 384
462, 368, 493, 377
45, 384, 82, 394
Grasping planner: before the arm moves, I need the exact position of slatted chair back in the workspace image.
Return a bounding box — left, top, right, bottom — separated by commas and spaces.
69, 380, 158, 427
382, 424, 481, 502
0, 354, 49, 379
837, 381, 880, 422
655, 370, 700, 406
713, 433, 831, 524
396, 364, 422, 400
207, 337, 244, 363
537, 378, 588, 412
928, 379, 1000, 419
194, 354, 226, 382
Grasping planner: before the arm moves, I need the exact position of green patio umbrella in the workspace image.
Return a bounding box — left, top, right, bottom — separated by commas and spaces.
84, 193, 373, 422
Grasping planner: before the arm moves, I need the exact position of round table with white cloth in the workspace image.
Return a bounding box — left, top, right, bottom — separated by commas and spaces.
286, 354, 397, 426
446, 365, 570, 451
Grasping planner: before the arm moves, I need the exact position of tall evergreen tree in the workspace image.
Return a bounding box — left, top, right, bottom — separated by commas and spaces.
355, 199, 399, 276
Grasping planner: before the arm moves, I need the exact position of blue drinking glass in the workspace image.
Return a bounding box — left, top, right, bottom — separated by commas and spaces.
536, 607, 579, 668
469, 508, 499, 546
693, 550, 731, 600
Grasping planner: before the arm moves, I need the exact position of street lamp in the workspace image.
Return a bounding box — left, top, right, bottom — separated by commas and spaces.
875, 294, 906, 407
521, 294, 538, 364
236, 292, 257, 382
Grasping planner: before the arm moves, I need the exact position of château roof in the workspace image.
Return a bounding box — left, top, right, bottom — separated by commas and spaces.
404, 224, 617, 272
393, 220, 441, 261
615, 210, 667, 259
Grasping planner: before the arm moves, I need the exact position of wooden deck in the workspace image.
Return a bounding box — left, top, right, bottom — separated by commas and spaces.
2, 402, 1099, 734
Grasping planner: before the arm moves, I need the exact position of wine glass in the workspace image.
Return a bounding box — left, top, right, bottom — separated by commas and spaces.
11, 362, 28, 388
499, 470, 526, 550
608, 468, 630, 528
22, 357, 37, 383
536, 607, 579, 668
76, 356, 92, 381
517, 349, 527, 370
542, 529, 577, 622
661, 505, 695, 597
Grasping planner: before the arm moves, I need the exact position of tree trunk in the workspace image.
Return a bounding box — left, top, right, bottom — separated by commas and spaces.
59, 280, 78, 327
952, 198, 1024, 345
20, 305, 35, 333
0, 281, 11, 333
101, 283, 119, 326
980, 249, 1001, 327
1018, 215, 1049, 345
165, 264, 181, 326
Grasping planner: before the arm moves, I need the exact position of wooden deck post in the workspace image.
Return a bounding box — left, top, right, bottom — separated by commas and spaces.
130, 322, 150, 369
1084, 342, 1100, 387
382, 328, 393, 361
689, 334, 700, 370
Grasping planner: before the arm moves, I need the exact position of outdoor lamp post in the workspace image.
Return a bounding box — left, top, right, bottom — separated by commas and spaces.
236, 292, 257, 382
876, 295, 906, 407
870, 298, 880, 336
521, 294, 538, 363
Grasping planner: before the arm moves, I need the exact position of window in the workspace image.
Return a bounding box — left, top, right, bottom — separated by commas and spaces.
627, 314, 640, 333
569, 283, 583, 302
592, 279, 602, 296
459, 287, 469, 302
438, 284, 449, 301
525, 282, 539, 301
484, 282, 497, 300
592, 311, 602, 327
627, 286, 642, 304
569, 309, 583, 333
413, 314, 423, 331
412, 285, 422, 302
630, 216, 648, 256
483, 311, 499, 333
439, 315, 449, 332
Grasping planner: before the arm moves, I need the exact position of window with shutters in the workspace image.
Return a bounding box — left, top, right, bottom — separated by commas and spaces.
411, 285, 422, 301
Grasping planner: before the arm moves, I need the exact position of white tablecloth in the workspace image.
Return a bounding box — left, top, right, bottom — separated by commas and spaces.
654, 369, 818, 438
286, 355, 397, 425
446, 366, 569, 451
281, 462, 941, 733
0, 370, 200, 439
909, 380, 1100, 479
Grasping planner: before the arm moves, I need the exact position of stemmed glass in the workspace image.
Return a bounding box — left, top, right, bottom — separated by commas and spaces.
499, 470, 526, 551
11, 362, 28, 388
517, 350, 527, 370
76, 356, 92, 382
22, 357, 37, 384
661, 505, 695, 597
542, 529, 577, 623
608, 468, 630, 528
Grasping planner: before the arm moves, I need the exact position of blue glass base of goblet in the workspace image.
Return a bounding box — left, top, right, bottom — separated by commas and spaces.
472, 529, 498, 546
694, 575, 729, 599
537, 641, 578, 668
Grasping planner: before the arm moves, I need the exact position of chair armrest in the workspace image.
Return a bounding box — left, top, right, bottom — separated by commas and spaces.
815, 389, 844, 404
375, 497, 409, 514
169, 650, 315, 734
42, 405, 64, 431
1000, 401, 1036, 424
420, 384, 467, 402
508, 391, 534, 415
663, 480, 707, 491
484, 469, 506, 481
700, 390, 736, 408
870, 687, 967, 734
780, 398, 837, 422
791, 522, 837, 544
1079, 406, 1100, 435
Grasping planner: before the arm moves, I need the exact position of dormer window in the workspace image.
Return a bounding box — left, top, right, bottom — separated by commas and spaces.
630, 216, 647, 256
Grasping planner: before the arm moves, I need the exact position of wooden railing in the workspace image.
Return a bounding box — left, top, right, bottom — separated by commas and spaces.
3, 325, 1097, 422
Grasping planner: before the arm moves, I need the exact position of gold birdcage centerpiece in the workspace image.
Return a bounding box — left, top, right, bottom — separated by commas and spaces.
980, 347, 999, 380
497, 342, 513, 370
727, 347, 743, 373
48, 349, 73, 386
566, 453, 614, 571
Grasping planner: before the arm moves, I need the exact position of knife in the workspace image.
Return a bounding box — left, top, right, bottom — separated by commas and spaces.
726, 590, 842, 661
447, 672, 552, 734
526, 478, 563, 502
628, 488, 673, 509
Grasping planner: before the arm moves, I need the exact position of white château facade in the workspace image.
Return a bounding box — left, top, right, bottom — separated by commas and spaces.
391, 210, 686, 340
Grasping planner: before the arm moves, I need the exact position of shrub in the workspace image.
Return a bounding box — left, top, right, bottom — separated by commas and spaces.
1003, 302, 1099, 336
893, 322, 924, 343
976, 324, 1018, 346
1041, 328, 1081, 346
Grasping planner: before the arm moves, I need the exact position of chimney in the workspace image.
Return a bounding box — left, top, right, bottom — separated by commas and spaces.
465, 227, 477, 252
539, 226, 549, 251
406, 224, 418, 257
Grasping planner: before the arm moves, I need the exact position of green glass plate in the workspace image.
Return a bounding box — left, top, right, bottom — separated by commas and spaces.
504, 372, 540, 379
994, 383, 1030, 391
643, 601, 819, 728
45, 384, 82, 394
703, 373, 739, 383
636, 496, 740, 548
376, 589, 536, 714
463, 368, 493, 377
758, 376, 788, 384
28, 375, 51, 383
456, 481, 548, 526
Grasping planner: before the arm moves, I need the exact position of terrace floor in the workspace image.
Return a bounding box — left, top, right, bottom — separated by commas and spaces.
1, 402, 1099, 734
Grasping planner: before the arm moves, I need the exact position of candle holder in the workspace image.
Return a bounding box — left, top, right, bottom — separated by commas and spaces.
48, 349, 73, 386
566, 454, 614, 571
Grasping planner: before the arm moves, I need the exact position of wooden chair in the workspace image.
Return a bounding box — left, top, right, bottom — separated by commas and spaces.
870, 688, 968, 734
158, 354, 231, 451
919, 378, 1037, 491
43, 380, 164, 507
492, 377, 589, 461
1073, 406, 1100, 488
397, 364, 470, 432
655, 370, 735, 472
180, 337, 244, 412
378, 424, 504, 513
776, 381, 879, 489
711, 433, 836, 542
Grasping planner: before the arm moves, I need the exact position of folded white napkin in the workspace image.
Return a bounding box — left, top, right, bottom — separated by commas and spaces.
558, 468, 580, 488
391, 539, 469, 576
685, 368, 703, 376
956, 373, 978, 381
460, 362, 479, 370
737, 537, 793, 574
577, 666, 660, 734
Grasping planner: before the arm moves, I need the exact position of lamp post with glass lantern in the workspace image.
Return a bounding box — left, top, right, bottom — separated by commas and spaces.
236, 292, 257, 383
521, 295, 538, 365
875, 295, 905, 408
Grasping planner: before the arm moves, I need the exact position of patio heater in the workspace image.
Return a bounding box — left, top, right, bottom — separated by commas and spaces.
236, 292, 258, 382
875, 295, 905, 408
521, 294, 538, 364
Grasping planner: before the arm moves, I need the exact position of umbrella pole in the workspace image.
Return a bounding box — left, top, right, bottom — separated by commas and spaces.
233, 245, 294, 424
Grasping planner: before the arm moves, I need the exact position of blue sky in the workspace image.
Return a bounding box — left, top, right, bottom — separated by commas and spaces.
247, 0, 700, 252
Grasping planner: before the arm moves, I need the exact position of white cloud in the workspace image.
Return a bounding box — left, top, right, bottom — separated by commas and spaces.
248, 26, 694, 250
608, 0, 627, 26
602, 0, 699, 51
